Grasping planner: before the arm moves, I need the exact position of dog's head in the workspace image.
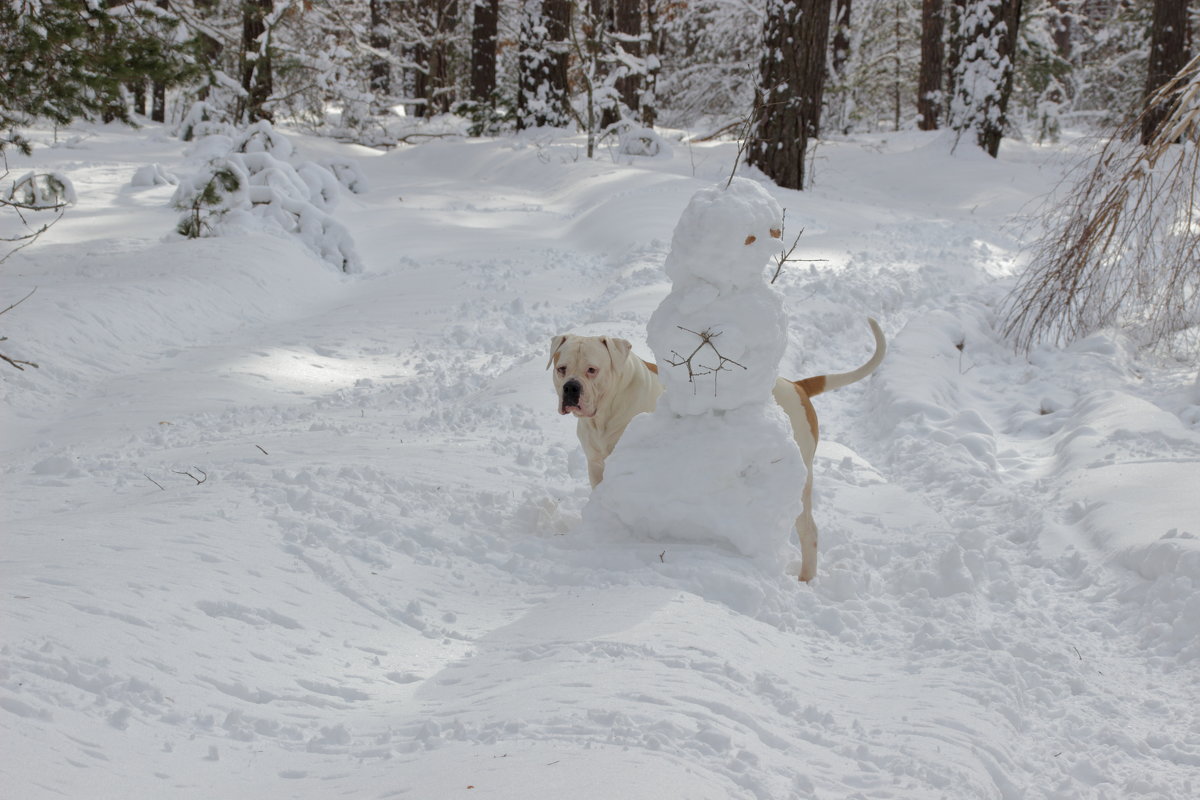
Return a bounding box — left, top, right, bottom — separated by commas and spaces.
547, 334, 633, 418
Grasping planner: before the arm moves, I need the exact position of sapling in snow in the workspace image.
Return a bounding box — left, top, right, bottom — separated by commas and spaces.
2, 169, 76, 262
171, 121, 364, 272
174, 161, 245, 239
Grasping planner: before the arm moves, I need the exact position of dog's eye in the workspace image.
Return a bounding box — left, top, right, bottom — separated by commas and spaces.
556, 366, 567, 376
587, 367, 598, 376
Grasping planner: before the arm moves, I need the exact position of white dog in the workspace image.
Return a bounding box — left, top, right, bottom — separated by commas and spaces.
549, 319, 886, 582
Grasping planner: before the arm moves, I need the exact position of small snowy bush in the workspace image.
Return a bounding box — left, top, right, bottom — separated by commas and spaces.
6, 171, 76, 209
177, 101, 229, 143
2, 171, 76, 261
173, 160, 246, 239
171, 122, 363, 273
612, 122, 672, 159
320, 159, 369, 195
130, 164, 178, 188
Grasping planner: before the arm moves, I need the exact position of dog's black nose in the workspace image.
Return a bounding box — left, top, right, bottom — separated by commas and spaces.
562, 379, 582, 406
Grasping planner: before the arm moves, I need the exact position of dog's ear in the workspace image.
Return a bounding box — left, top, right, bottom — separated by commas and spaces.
547, 335, 568, 370
600, 337, 633, 367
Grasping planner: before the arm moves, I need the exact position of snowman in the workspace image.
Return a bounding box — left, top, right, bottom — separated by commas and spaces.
582, 178, 805, 566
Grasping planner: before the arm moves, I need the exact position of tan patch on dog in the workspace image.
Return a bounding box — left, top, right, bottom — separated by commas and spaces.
791, 381, 820, 442
797, 375, 827, 398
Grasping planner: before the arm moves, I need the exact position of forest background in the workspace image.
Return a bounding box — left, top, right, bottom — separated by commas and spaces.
2, 0, 1193, 167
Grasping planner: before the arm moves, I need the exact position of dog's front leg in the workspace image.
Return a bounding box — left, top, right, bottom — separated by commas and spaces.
587, 458, 605, 487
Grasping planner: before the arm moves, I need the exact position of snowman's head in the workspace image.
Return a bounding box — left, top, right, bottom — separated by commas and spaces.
663, 178, 783, 291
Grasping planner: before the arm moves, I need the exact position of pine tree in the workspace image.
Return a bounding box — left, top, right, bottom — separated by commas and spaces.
949, 0, 1023, 156
0, 1, 194, 150
471, 0, 500, 104
517, 0, 572, 129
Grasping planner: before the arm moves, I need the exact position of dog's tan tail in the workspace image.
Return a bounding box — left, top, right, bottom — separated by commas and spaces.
796, 318, 886, 398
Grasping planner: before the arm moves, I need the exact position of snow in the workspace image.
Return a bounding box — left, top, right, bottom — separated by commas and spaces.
3, 122, 1200, 799
584, 404, 804, 563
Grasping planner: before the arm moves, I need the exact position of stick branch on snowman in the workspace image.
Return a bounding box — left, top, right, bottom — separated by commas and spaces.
665, 326, 748, 395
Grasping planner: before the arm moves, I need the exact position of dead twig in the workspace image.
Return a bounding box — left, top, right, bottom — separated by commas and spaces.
955, 340, 976, 375
769, 210, 826, 284
0, 287, 40, 371
145, 473, 166, 491
173, 467, 208, 485
0, 349, 39, 370
690, 120, 744, 143
0, 287, 37, 317
396, 132, 461, 144
726, 97, 790, 189
665, 327, 747, 395
726, 109, 758, 189
256, 444, 269, 455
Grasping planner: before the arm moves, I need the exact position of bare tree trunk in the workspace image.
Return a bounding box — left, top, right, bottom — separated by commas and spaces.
832, 0, 851, 79
151, 81, 166, 123
613, 0, 642, 119
426, 0, 459, 116
642, 0, 660, 127
1142, 0, 1189, 144
369, 0, 392, 99
240, 0, 274, 122
132, 81, 148, 117
984, 0, 1023, 156
149, 0, 169, 122
917, 0, 945, 130
470, 0, 499, 103
1051, 0, 1071, 60
590, 0, 619, 129
944, 0, 966, 120
749, 0, 834, 190
544, 0, 572, 115
194, 0, 223, 101
892, 0, 903, 130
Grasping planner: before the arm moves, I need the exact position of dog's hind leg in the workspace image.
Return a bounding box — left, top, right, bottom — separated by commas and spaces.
795, 470, 818, 582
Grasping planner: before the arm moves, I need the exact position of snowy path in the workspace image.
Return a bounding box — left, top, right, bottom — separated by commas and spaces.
4, 126, 1199, 799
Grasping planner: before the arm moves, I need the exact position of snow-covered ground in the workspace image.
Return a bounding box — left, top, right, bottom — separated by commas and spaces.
3, 121, 1199, 799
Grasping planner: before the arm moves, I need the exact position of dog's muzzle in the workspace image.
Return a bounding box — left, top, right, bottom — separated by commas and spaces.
560, 379, 583, 414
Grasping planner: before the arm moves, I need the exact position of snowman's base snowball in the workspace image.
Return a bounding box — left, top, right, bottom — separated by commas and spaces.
582, 403, 806, 563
